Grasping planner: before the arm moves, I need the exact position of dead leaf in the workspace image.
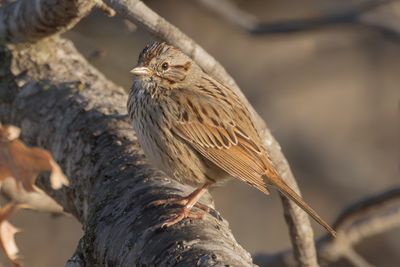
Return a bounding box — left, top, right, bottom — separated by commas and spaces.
0, 125, 20, 142
0, 203, 21, 267
0, 221, 21, 267
48, 159, 69, 190
0, 125, 69, 192
0, 203, 18, 223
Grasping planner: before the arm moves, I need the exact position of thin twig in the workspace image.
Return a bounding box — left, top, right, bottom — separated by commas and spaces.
343, 248, 375, 267
197, 0, 397, 35
358, 0, 400, 39
255, 188, 400, 266
196, 0, 258, 32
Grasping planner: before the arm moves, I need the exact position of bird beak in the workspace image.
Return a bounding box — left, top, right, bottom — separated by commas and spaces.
130, 66, 151, 76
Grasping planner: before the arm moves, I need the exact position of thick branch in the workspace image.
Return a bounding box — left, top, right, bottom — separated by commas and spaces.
0, 36, 255, 266
0, 0, 94, 43
103, 0, 320, 265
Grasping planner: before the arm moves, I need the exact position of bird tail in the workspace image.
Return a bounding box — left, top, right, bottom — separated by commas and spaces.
265, 167, 336, 237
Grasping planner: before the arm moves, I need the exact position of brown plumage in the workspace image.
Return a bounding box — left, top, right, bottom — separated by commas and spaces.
128, 42, 336, 236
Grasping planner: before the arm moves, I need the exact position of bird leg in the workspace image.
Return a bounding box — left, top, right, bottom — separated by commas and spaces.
150, 183, 210, 227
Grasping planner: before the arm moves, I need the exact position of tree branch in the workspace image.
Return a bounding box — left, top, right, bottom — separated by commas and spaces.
103, 0, 320, 265
0, 0, 95, 43
254, 188, 400, 266
358, 0, 400, 38
197, 0, 399, 38
318, 188, 400, 265
0, 35, 255, 266
196, 0, 259, 34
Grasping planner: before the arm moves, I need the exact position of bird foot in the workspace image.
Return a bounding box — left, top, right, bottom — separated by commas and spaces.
147, 183, 211, 227
150, 196, 210, 212
148, 195, 210, 227
161, 207, 206, 227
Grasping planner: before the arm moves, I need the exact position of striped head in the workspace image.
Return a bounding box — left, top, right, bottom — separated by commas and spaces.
131, 42, 201, 93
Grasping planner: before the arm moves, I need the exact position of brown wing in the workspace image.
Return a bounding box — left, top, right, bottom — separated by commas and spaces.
170, 77, 337, 236
171, 77, 270, 194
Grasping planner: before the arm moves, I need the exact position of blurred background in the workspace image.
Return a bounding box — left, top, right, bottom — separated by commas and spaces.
4, 0, 399, 266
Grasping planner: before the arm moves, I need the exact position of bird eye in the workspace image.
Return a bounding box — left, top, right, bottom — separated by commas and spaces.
161, 62, 169, 71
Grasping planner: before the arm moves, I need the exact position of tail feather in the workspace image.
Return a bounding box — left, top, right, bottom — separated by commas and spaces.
265, 169, 337, 237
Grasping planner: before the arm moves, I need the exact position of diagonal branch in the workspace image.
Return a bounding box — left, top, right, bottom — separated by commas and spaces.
103, 0, 320, 265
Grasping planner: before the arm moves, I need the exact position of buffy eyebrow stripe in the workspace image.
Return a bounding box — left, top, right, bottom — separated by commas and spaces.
172, 61, 191, 71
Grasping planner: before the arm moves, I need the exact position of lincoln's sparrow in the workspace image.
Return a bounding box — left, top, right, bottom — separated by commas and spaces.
128, 42, 336, 236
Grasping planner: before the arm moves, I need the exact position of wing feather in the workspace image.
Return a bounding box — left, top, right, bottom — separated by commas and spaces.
171, 80, 270, 194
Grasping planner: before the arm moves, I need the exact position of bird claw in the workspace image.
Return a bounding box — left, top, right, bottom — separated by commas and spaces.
161, 207, 206, 228
148, 196, 209, 227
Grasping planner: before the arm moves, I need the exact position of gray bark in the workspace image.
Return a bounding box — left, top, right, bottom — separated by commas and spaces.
0, 37, 255, 266
0, 0, 94, 43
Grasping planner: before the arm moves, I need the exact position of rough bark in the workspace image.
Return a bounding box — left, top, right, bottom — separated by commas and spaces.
0, 37, 255, 266
0, 0, 95, 43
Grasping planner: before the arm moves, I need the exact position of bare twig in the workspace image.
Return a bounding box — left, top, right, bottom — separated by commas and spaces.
318, 188, 400, 265
196, 0, 258, 32
103, 0, 321, 265
197, 0, 398, 37
255, 188, 400, 266
358, 0, 400, 38
342, 248, 375, 267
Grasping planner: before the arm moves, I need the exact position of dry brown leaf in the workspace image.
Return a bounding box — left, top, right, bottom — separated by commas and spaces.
0, 124, 69, 266
0, 203, 21, 267
0, 125, 20, 141
0, 221, 21, 267
0, 124, 69, 192
0, 203, 18, 223
48, 159, 69, 190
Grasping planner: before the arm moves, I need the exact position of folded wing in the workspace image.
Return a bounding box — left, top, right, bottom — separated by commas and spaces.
171, 78, 270, 194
